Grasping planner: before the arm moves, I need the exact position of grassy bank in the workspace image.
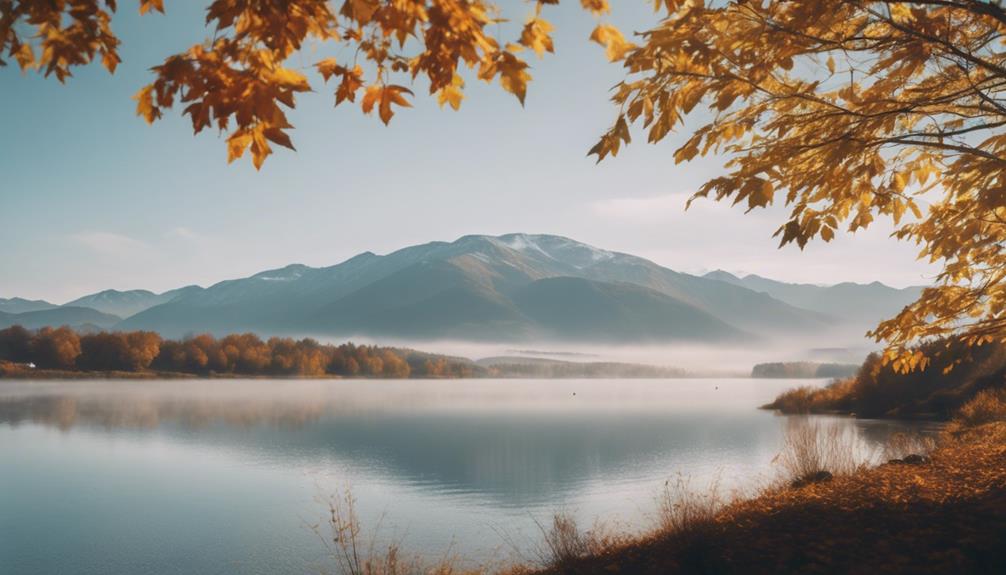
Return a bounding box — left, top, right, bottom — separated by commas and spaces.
529, 422, 1006, 575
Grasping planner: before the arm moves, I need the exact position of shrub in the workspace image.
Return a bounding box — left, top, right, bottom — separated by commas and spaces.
530, 511, 620, 572
655, 475, 722, 537
949, 388, 1006, 431
765, 378, 857, 414
775, 418, 868, 487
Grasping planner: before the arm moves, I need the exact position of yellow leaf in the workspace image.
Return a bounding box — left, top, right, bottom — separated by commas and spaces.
361, 85, 381, 115
580, 0, 610, 16
132, 86, 160, 124
102, 51, 120, 74
437, 75, 465, 110
336, 65, 364, 105
315, 58, 340, 82
589, 24, 634, 62
270, 68, 310, 91
893, 172, 907, 192
496, 52, 531, 105
226, 130, 253, 164
139, 0, 165, 15
264, 127, 295, 151
250, 127, 271, 170
520, 18, 555, 58
362, 85, 414, 125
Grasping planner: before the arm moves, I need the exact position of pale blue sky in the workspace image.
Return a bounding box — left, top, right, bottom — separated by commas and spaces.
0, 2, 936, 303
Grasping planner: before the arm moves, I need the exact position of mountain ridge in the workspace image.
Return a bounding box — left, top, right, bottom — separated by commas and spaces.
0, 297, 59, 314
703, 269, 923, 325
0, 306, 121, 331
5, 234, 922, 344
118, 233, 827, 341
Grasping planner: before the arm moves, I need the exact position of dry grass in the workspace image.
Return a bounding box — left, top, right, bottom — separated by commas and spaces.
529, 511, 623, 573
881, 431, 938, 461
774, 417, 869, 487
649, 475, 730, 574
315, 489, 470, 575
654, 475, 724, 537
948, 387, 1006, 432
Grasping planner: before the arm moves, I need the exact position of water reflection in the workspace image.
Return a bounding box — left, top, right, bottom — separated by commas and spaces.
0, 380, 938, 503
0, 379, 939, 575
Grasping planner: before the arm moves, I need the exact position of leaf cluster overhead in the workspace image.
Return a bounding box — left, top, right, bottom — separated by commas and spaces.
1, 0, 620, 168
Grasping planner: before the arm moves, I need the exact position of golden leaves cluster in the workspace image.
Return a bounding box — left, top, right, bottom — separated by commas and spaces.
589, 0, 1006, 368
0, 0, 124, 80
3, 0, 626, 169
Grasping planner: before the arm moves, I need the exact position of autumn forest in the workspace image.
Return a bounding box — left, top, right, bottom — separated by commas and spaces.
0, 325, 478, 377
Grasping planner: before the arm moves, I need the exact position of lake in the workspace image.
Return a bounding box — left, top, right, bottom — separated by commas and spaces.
0, 378, 937, 574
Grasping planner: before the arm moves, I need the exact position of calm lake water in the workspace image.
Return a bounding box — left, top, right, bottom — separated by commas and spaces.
0, 378, 937, 574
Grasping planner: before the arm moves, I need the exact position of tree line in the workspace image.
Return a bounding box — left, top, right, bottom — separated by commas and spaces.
0, 325, 478, 378
751, 362, 859, 379
767, 338, 1006, 420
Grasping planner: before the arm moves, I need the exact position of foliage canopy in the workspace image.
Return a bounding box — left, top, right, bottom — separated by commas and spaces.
590, 0, 1006, 370
1, 0, 620, 168
5, 0, 1006, 366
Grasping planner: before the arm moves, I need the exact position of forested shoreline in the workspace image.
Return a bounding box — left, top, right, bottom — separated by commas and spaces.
0, 325, 691, 380
0, 325, 480, 379
765, 339, 1006, 420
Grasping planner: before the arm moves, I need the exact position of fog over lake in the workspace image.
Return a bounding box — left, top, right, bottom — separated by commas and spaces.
0, 379, 937, 575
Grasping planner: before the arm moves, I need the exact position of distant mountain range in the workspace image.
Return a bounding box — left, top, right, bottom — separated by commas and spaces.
0, 306, 120, 331
0, 297, 59, 314
703, 270, 924, 326
63, 286, 202, 318
0, 234, 924, 344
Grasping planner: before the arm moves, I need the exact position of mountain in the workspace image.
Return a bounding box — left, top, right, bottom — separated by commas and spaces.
0, 306, 121, 330
119, 233, 828, 342
0, 297, 58, 314
63, 286, 203, 319
703, 270, 923, 326
511, 277, 745, 342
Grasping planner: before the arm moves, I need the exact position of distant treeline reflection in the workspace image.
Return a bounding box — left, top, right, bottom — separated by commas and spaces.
0, 393, 328, 431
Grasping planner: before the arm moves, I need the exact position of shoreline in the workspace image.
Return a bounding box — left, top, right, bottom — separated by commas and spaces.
526, 422, 1006, 574
0, 369, 757, 381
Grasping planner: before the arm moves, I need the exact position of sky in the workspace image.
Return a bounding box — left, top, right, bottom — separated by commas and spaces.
0, 2, 938, 304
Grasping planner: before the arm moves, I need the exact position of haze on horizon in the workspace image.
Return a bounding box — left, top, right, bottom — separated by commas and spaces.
0, 2, 937, 304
